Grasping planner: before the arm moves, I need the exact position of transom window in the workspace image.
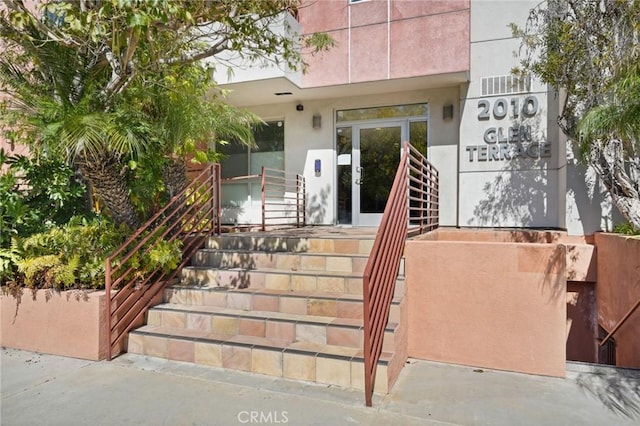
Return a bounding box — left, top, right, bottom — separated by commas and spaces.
336, 104, 428, 123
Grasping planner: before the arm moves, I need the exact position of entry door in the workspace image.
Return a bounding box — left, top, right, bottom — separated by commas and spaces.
353, 123, 404, 226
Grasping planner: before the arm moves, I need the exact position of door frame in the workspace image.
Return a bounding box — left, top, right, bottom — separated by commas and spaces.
352, 121, 406, 226
334, 105, 430, 227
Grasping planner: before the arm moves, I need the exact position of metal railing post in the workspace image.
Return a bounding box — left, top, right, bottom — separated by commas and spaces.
210, 165, 215, 234
215, 164, 221, 234
296, 175, 301, 227
419, 156, 425, 234
261, 166, 266, 232
434, 170, 439, 229
302, 177, 306, 227
105, 259, 112, 361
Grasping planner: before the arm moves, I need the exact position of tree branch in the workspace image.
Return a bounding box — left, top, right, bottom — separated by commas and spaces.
4, 0, 80, 47
162, 37, 229, 65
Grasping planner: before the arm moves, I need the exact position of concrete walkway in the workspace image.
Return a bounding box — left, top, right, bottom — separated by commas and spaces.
1, 348, 639, 426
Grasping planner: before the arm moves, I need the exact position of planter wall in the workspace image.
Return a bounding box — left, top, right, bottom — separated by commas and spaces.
405, 229, 567, 377
1, 289, 109, 360
595, 233, 640, 368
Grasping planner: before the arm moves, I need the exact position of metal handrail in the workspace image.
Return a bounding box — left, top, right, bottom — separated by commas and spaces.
260, 167, 305, 231
220, 168, 306, 231
599, 297, 640, 347
222, 174, 261, 182
362, 141, 439, 406
105, 164, 221, 359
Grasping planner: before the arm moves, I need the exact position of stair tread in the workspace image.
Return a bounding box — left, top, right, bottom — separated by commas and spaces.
166, 285, 403, 304
151, 303, 399, 330
197, 248, 375, 258
212, 233, 376, 240
131, 324, 394, 363
181, 267, 405, 282
184, 265, 367, 278
184, 266, 407, 280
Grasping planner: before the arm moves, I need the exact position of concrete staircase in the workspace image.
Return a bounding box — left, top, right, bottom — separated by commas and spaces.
126, 232, 408, 394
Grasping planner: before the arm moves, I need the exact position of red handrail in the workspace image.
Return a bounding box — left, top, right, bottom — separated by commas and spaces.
599, 297, 640, 347
362, 142, 439, 406
105, 164, 221, 359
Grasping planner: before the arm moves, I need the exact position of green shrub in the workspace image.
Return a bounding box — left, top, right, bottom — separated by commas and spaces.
15, 254, 79, 289
0, 149, 92, 248
147, 239, 183, 274
1, 217, 183, 290
613, 222, 640, 236
1, 217, 124, 289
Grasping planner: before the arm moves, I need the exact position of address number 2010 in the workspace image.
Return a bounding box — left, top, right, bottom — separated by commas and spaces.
477, 96, 538, 120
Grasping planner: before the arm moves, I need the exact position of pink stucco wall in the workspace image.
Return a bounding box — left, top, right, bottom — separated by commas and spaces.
0, 290, 110, 360
594, 233, 640, 368
350, 23, 387, 83
405, 229, 567, 377
389, 10, 469, 79
306, 28, 350, 86
299, 0, 470, 87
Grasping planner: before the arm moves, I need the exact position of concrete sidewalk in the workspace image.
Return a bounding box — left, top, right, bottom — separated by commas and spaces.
1, 348, 639, 426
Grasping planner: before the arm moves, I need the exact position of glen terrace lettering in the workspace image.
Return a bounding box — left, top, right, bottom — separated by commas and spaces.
466, 143, 551, 162
466, 95, 551, 162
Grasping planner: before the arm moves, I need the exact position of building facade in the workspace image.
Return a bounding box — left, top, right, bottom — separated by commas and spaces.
212, 0, 615, 235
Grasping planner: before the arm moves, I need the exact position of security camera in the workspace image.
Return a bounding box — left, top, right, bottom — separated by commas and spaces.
296, 104, 304, 111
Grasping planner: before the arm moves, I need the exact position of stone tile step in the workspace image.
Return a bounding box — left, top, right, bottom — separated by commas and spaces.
126, 326, 398, 394
180, 266, 405, 297
147, 304, 399, 351
191, 250, 405, 276
207, 235, 375, 255
164, 287, 403, 322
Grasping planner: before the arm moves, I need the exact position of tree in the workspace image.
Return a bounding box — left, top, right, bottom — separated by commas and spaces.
0, 18, 148, 227
0, 0, 332, 226
513, 0, 640, 229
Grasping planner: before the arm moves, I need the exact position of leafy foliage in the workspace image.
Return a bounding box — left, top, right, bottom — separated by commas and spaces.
0, 0, 334, 290
0, 149, 91, 247
2, 217, 124, 288
0, 0, 331, 226
121, 65, 262, 215
15, 254, 79, 289
1, 217, 183, 290
146, 239, 183, 274
613, 222, 640, 236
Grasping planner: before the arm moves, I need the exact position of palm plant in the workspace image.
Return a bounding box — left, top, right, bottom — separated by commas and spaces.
0, 21, 148, 228
1, 1, 291, 228
51, 110, 149, 228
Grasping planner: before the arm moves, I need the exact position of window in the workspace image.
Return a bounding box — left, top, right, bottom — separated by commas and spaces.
248, 121, 285, 175
336, 104, 428, 123
220, 121, 284, 178
220, 121, 285, 207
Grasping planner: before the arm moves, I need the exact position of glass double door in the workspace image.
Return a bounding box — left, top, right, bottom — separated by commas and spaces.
337, 122, 406, 226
